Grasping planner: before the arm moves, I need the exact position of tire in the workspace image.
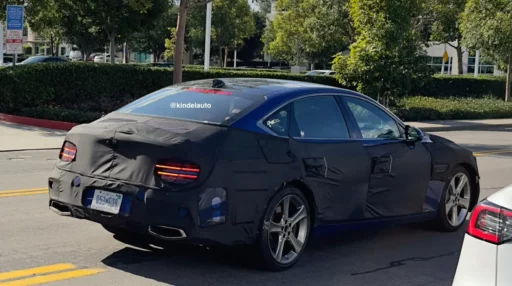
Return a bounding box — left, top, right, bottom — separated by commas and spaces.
433, 166, 473, 232
255, 186, 312, 271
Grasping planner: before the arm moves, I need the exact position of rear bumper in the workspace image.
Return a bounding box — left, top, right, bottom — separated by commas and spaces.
48, 167, 259, 246
452, 234, 497, 286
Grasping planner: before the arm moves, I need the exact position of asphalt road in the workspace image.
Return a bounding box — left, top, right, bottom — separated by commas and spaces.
1, 128, 512, 286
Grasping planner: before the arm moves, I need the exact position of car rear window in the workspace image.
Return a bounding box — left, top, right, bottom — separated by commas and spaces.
116, 87, 263, 125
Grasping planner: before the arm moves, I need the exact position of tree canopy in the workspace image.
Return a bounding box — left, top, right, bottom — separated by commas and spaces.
263, 0, 351, 68
460, 0, 512, 101
333, 0, 432, 105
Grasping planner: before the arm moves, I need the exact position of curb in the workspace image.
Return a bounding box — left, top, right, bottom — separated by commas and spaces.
0, 113, 77, 131
416, 123, 512, 132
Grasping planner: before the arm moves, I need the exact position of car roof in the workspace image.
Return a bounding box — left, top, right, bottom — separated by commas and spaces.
175, 78, 366, 100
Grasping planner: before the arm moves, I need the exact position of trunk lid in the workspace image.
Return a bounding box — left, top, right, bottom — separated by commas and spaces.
57, 114, 228, 188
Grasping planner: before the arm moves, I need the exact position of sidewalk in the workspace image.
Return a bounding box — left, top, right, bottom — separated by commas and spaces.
406, 119, 512, 132
0, 122, 66, 152
1, 117, 512, 152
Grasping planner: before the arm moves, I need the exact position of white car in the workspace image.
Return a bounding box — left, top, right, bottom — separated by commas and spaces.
306, 70, 336, 76
453, 184, 512, 286
93, 54, 121, 63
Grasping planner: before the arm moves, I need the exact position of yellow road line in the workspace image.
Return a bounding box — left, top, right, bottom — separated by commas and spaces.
473, 150, 512, 157
0, 188, 47, 195
0, 269, 105, 286
0, 191, 48, 198
0, 263, 75, 281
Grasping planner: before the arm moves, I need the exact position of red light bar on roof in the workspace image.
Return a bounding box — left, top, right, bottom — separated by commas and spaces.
185, 88, 231, 95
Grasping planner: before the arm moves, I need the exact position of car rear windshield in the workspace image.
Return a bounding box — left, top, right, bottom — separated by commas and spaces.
116, 87, 262, 125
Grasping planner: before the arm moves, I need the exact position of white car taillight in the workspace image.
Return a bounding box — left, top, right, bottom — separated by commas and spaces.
467, 201, 512, 244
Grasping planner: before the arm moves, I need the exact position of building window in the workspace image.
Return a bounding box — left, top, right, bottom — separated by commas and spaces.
427, 56, 453, 74
467, 57, 494, 74
60, 47, 66, 56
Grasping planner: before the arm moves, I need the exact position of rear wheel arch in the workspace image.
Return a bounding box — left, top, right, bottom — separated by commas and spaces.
285, 180, 317, 225
458, 162, 480, 211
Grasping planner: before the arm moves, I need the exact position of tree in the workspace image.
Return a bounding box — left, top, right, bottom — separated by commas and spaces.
238, 11, 267, 64
25, 0, 63, 56
460, 0, 512, 101
333, 0, 432, 106
72, 0, 167, 64
212, 0, 255, 67
429, 0, 466, 75
129, 1, 178, 62
263, 0, 352, 68
173, 0, 214, 84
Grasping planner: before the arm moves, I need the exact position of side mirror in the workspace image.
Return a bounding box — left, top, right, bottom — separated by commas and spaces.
405, 125, 423, 142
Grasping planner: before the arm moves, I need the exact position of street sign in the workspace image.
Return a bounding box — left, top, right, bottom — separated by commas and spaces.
5, 5, 24, 55
442, 50, 449, 63
6, 5, 23, 30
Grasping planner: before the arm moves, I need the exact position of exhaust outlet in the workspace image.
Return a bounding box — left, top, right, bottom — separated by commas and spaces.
148, 225, 187, 240
49, 201, 72, 216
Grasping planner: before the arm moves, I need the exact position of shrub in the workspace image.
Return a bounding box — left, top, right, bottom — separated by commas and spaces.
393, 96, 512, 121
0, 63, 341, 123
0, 62, 510, 123
415, 75, 506, 99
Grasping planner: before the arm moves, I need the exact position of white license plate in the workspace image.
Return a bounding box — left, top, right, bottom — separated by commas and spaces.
90, 190, 123, 214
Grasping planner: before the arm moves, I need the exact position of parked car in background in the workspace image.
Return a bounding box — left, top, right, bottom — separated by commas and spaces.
88, 53, 103, 62
306, 70, 336, 76
94, 54, 121, 63
452, 184, 512, 286
19, 56, 68, 65
68, 51, 83, 61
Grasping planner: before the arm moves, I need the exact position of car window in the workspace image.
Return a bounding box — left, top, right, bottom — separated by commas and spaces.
291, 96, 349, 139
344, 97, 401, 139
262, 106, 289, 136
117, 87, 262, 125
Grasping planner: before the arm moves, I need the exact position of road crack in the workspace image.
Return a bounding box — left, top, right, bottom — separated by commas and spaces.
351, 251, 458, 276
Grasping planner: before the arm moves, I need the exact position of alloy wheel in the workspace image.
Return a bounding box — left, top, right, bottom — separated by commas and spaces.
446, 173, 471, 227
267, 194, 309, 265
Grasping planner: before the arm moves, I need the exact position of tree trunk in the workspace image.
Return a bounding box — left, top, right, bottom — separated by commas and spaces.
173, 0, 189, 84
224, 47, 228, 68
507, 57, 511, 102
456, 45, 463, 75
219, 48, 223, 67
109, 33, 116, 64
50, 34, 55, 57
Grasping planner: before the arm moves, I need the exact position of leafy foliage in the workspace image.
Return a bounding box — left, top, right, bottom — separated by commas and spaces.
393, 96, 512, 121
129, 1, 178, 61
0, 64, 507, 123
263, 0, 351, 67
333, 0, 433, 105
460, 0, 512, 101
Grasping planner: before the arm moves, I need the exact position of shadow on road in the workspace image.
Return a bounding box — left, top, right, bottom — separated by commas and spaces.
101, 222, 467, 286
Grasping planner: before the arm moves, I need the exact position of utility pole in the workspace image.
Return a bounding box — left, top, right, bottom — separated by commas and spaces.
474, 50, 480, 78
204, 1, 212, 71
0, 21, 3, 65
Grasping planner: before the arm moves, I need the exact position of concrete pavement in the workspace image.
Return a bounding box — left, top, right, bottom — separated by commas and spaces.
0, 122, 66, 151
1, 128, 512, 285
2, 118, 512, 151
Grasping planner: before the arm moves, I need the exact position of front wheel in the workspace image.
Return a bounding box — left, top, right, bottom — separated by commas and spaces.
256, 187, 312, 271
434, 166, 473, 232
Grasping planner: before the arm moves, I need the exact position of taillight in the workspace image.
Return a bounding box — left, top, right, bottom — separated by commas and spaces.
155, 161, 200, 184
467, 201, 512, 244
59, 141, 77, 162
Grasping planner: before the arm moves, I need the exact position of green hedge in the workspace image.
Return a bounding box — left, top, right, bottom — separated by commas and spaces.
0, 63, 340, 123
0, 63, 510, 123
415, 75, 506, 99
393, 96, 512, 121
